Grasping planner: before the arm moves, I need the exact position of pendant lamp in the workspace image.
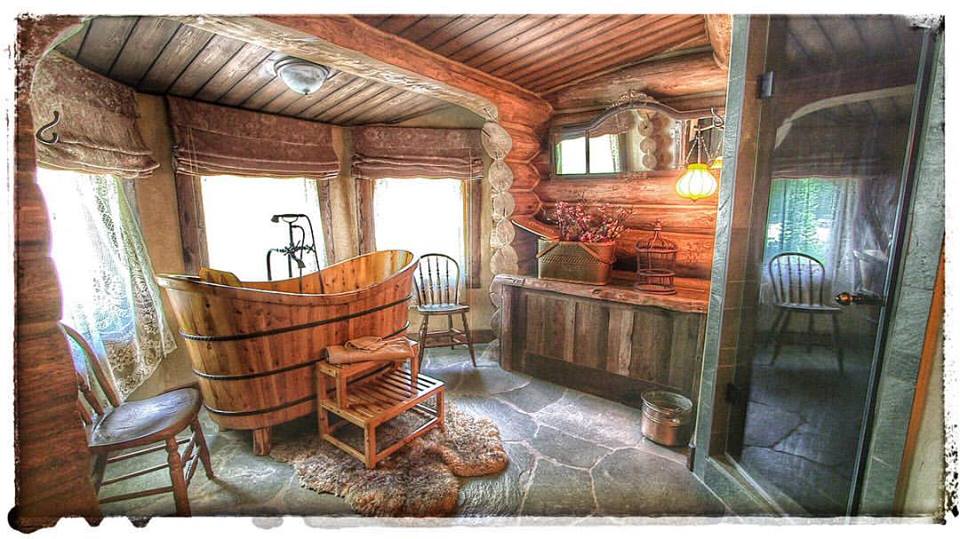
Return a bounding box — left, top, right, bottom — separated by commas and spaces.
675, 124, 718, 202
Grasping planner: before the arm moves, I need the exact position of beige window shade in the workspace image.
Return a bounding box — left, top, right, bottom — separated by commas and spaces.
30, 51, 159, 179
167, 96, 340, 179
351, 126, 483, 181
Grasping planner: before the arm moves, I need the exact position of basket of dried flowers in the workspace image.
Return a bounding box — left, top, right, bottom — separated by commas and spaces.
536, 201, 630, 285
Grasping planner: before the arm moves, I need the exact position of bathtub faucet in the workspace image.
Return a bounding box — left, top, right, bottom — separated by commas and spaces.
266, 214, 321, 281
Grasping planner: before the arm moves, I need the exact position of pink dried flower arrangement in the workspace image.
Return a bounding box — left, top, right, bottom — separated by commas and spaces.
554, 200, 631, 243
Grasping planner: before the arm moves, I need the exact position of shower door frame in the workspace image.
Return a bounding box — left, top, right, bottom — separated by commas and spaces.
691, 14, 945, 517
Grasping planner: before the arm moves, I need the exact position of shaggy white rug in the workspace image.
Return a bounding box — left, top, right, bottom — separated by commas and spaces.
271, 406, 508, 516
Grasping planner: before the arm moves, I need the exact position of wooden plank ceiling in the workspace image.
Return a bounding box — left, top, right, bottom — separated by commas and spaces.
56, 16, 454, 125
356, 15, 711, 96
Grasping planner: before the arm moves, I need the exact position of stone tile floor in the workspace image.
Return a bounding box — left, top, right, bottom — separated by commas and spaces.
100, 343, 729, 521
736, 344, 870, 515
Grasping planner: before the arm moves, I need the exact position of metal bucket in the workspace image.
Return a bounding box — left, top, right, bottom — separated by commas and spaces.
640, 390, 693, 447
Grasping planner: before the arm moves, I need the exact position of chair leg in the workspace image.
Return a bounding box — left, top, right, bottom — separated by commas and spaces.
417, 314, 429, 365
831, 313, 845, 374
165, 437, 191, 517
768, 309, 786, 349
461, 312, 477, 367
806, 312, 815, 352
447, 314, 455, 349
771, 311, 791, 366
91, 453, 107, 494
191, 418, 215, 480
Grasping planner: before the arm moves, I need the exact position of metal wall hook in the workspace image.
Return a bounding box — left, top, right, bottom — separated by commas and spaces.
36, 110, 61, 145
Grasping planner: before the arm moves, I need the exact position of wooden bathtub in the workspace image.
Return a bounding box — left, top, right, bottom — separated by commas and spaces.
156, 250, 417, 454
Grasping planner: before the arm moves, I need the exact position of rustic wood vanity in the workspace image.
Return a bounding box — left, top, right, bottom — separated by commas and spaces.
492, 274, 708, 409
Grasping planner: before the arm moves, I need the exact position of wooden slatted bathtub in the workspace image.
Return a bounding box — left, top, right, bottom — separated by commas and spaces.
156, 250, 417, 455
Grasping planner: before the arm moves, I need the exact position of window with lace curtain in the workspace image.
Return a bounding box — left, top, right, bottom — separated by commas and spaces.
764, 177, 846, 262
761, 176, 859, 304
36, 168, 176, 398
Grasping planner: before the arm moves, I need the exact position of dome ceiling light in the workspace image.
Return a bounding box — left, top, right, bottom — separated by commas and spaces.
272, 57, 331, 96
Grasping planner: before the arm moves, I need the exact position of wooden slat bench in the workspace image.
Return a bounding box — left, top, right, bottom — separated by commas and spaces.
315, 363, 444, 469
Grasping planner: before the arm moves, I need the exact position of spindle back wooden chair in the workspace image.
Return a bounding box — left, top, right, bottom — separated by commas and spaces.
766, 252, 844, 372
413, 253, 477, 366
62, 323, 214, 516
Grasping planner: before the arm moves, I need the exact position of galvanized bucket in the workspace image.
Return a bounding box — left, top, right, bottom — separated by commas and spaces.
640, 390, 694, 447
536, 239, 617, 285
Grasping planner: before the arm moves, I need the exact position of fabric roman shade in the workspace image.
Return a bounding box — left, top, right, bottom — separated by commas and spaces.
167, 96, 340, 179
352, 126, 484, 181
30, 51, 159, 179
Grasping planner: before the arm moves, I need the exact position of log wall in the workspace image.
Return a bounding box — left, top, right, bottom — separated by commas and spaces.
13, 15, 102, 531
534, 170, 719, 281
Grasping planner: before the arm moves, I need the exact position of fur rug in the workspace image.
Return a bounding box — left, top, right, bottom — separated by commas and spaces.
271, 406, 508, 517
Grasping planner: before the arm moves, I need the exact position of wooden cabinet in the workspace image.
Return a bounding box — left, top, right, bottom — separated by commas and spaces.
494, 275, 707, 408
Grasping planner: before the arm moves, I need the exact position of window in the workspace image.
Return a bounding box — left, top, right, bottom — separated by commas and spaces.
200, 175, 327, 281
372, 178, 466, 273
37, 168, 175, 397
554, 133, 622, 175
764, 177, 844, 262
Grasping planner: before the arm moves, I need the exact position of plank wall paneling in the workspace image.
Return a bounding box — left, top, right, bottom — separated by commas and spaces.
358, 15, 711, 95
56, 16, 454, 125
494, 275, 707, 407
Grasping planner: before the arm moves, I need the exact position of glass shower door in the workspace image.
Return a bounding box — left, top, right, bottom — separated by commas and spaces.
725, 15, 931, 515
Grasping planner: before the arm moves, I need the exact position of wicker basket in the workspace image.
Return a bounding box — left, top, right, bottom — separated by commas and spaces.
536, 239, 617, 285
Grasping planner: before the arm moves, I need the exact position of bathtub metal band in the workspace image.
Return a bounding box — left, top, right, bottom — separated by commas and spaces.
178, 294, 413, 342
189, 322, 410, 381
203, 395, 316, 418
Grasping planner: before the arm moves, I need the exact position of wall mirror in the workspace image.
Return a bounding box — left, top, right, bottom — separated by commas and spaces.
552, 94, 721, 177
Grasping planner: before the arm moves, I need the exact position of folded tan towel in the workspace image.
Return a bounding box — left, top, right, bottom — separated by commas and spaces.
325, 336, 416, 365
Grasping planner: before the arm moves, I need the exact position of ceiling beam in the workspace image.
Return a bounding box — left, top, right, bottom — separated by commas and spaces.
545, 50, 728, 111
172, 15, 552, 128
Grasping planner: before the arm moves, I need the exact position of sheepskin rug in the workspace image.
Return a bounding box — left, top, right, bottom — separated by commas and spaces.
271, 406, 508, 516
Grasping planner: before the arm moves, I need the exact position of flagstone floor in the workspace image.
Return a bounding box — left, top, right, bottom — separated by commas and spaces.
99, 343, 729, 521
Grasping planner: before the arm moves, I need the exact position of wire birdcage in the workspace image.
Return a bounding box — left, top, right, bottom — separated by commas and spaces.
634, 220, 678, 295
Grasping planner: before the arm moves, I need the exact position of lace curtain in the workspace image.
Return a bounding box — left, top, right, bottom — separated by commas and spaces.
38, 168, 176, 398
759, 177, 860, 305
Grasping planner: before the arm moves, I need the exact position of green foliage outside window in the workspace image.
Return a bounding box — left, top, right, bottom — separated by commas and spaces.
764, 178, 842, 262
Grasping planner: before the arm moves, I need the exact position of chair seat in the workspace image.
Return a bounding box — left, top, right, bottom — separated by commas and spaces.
417, 303, 470, 314
775, 302, 841, 313
89, 388, 202, 450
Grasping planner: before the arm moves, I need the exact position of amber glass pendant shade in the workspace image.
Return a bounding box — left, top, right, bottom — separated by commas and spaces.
675, 163, 718, 201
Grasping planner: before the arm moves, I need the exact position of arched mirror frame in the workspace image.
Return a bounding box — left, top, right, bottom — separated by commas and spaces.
550, 92, 721, 179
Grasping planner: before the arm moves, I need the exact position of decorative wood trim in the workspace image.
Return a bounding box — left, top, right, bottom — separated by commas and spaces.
315, 179, 336, 264
174, 172, 208, 274
356, 177, 376, 254
894, 247, 945, 513
465, 178, 483, 288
